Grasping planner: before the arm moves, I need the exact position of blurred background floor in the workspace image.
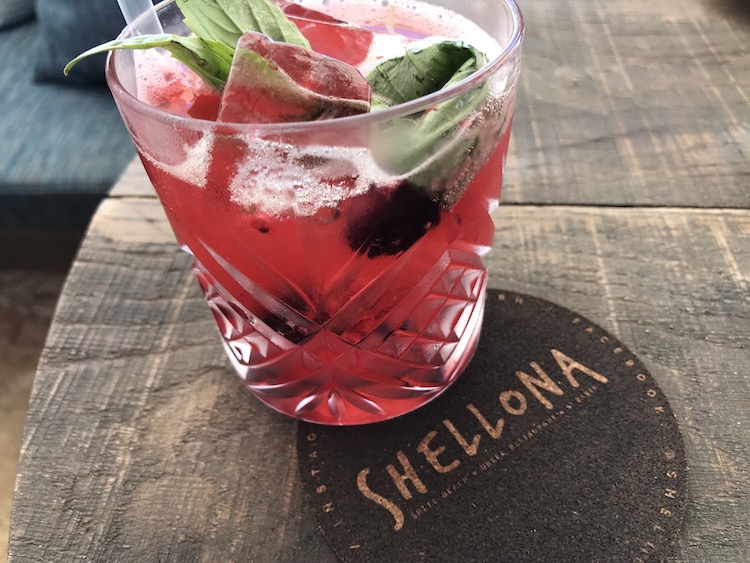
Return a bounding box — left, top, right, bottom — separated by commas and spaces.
0, 230, 82, 561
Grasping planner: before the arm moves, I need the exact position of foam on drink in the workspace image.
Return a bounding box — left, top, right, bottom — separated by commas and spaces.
228, 88, 511, 218
139, 131, 215, 190
229, 141, 395, 215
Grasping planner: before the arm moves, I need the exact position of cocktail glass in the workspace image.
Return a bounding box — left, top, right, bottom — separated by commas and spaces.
105, 0, 524, 425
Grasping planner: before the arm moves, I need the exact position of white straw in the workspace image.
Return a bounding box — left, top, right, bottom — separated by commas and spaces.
117, 0, 164, 34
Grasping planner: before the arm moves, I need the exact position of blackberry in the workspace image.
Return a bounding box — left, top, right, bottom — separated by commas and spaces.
262, 315, 309, 344
344, 181, 441, 258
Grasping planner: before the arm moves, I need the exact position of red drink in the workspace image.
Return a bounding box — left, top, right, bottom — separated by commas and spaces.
107, 0, 523, 424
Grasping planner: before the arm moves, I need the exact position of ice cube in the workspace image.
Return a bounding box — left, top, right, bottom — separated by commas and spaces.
187, 93, 221, 120
281, 3, 374, 67
134, 50, 218, 118
343, 181, 441, 258
218, 32, 371, 124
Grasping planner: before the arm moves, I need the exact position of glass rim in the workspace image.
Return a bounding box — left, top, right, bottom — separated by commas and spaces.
105, 0, 524, 133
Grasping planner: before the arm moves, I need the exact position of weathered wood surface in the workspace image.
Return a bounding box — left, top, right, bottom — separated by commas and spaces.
9, 0, 750, 560
503, 0, 750, 207
108, 159, 155, 199
8, 198, 750, 562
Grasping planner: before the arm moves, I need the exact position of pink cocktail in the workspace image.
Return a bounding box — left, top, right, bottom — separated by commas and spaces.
106, 0, 523, 425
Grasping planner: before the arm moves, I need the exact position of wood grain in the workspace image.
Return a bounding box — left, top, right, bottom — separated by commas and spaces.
504, 0, 750, 207
9, 198, 749, 562
108, 159, 155, 199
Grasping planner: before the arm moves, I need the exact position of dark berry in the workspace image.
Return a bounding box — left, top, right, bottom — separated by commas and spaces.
344, 181, 441, 258
262, 315, 309, 344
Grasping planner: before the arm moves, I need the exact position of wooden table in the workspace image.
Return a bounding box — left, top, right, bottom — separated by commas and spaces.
9, 0, 749, 561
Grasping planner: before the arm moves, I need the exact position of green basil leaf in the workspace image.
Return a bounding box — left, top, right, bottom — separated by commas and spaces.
368, 41, 489, 202
176, 0, 310, 49
64, 34, 234, 91
367, 41, 482, 108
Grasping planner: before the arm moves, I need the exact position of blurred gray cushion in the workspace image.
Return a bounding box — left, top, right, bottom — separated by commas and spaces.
34, 0, 134, 85
0, 19, 135, 228
0, 0, 34, 29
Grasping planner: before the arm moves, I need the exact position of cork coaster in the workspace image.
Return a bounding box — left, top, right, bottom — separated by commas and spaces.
298, 290, 687, 562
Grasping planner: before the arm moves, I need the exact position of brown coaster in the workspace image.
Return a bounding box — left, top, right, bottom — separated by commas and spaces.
298, 290, 687, 562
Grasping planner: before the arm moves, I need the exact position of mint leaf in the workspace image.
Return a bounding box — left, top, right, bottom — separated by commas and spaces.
367, 41, 489, 203
176, 0, 310, 50
64, 34, 234, 91
367, 41, 482, 109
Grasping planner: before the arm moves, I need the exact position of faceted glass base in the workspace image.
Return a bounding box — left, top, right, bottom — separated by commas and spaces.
195, 250, 487, 425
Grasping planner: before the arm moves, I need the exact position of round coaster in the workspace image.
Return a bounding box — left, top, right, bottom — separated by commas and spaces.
298, 290, 687, 563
